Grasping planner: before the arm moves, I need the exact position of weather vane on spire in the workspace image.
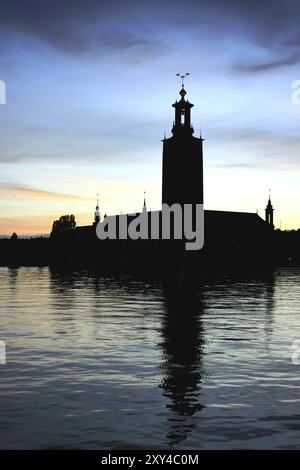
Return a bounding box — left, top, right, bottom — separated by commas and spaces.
176, 73, 190, 88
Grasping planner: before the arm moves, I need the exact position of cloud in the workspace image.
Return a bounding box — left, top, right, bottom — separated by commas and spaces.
0, 0, 166, 60
215, 125, 293, 146
235, 50, 300, 73
214, 163, 255, 169
0, 1, 296, 50
0, 183, 93, 201
0, 101, 160, 164
1, 0, 300, 72
208, 123, 300, 170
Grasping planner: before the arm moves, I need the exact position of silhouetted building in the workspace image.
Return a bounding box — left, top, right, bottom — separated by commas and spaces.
265, 196, 274, 230
0, 84, 279, 270
162, 86, 203, 207
68, 85, 274, 270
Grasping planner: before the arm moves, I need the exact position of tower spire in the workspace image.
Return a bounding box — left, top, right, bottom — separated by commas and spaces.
143, 191, 147, 213
94, 192, 100, 225
265, 190, 274, 229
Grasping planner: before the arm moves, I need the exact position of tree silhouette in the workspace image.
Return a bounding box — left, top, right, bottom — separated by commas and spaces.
51, 214, 76, 238
10, 232, 18, 240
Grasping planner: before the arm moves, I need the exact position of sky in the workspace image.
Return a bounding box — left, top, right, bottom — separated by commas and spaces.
0, 0, 300, 235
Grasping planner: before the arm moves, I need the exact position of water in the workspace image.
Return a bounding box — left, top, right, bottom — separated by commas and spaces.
1, 266, 300, 449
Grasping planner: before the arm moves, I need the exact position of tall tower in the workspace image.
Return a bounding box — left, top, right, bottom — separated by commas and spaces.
162, 77, 203, 207
265, 193, 274, 229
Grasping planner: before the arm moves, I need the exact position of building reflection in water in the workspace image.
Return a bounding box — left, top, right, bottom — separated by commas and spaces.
262, 271, 275, 358
159, 279, 206, 447
7, 267, 19, 292
46, 267, 276, 448
49, 267, 80, 312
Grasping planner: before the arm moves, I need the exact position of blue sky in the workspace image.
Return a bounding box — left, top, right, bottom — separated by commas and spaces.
0, 0, 300, 234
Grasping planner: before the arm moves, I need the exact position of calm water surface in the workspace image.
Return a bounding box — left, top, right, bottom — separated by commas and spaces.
1, 267, 300, 449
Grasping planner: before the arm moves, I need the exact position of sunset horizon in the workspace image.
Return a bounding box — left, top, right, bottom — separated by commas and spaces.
1, 0, 300, 235
1, 84, 299, 236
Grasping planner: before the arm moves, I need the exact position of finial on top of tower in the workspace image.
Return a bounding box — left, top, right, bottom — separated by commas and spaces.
176, 73, 190, 97
266, 190, 273, 206
267, 188, 273, 207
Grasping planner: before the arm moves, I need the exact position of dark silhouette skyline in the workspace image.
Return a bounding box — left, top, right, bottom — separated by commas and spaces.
1, 85, 300, 270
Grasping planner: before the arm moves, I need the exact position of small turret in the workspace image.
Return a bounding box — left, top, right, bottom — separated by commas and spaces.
94, 193, 100, 225
143, 191, 147, 213
265, 190, 274, 229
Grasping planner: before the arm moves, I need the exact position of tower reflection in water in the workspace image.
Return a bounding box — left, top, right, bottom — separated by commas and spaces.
159, 280, 206, 447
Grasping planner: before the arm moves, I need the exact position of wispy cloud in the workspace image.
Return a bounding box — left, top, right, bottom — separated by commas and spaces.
213, 162, 255, 169
235, 50, 300, 73
0, 183, 94, 201
207, 123, 300, 171
0, 0, 167, 62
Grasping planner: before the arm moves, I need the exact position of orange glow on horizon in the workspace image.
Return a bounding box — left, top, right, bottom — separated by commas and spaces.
1, 209, 299, 237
